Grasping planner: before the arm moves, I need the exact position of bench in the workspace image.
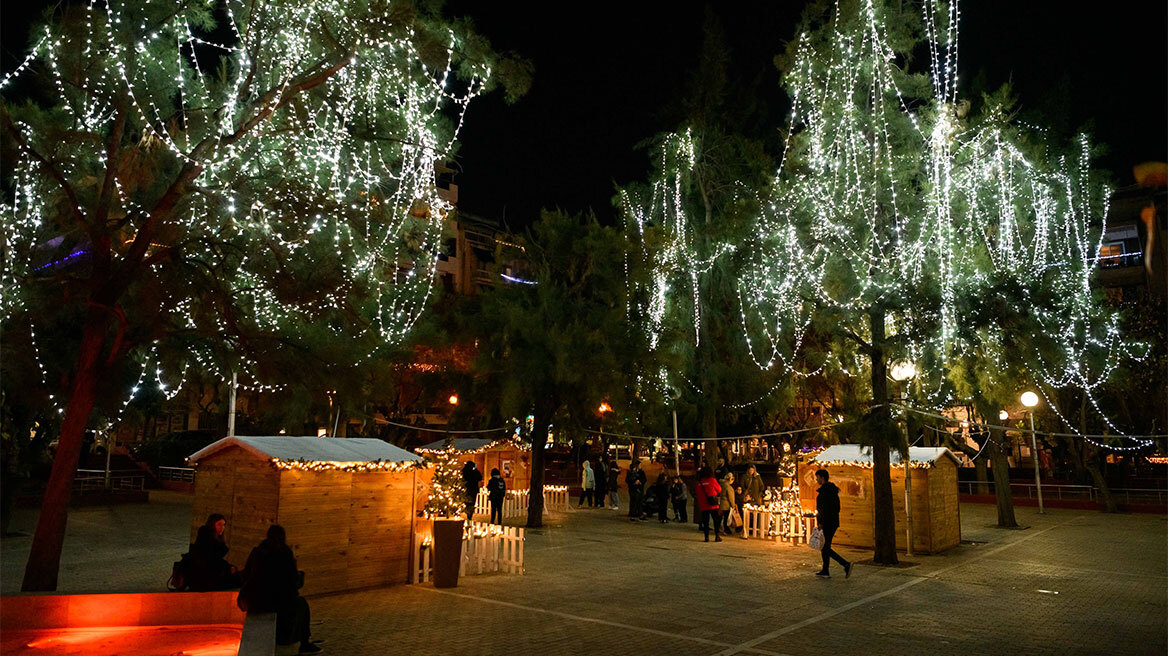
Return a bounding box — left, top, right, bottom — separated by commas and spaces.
239, 611, 277, 655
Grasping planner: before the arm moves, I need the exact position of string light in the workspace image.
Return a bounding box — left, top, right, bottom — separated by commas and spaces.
269, 458, 422, 473
3, 0, 498, 421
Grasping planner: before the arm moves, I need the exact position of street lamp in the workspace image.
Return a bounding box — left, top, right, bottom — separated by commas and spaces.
889, 361, 916, 556
889, 361, 918, 383
999, 410, 1009, 421
448, 394, 459, 405
1020, 391, 1044, 513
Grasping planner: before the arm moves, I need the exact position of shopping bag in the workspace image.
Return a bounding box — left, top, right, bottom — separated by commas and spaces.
728, 507, 742, 528
808, 526, 824, 551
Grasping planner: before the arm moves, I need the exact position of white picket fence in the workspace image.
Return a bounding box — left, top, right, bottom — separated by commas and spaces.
412, 520, 524, 584
472, 486, 571, 518
742, 485, 816, 545
474, 489, 530, 519
543, 485, 570, 512
742, 506, 815, 544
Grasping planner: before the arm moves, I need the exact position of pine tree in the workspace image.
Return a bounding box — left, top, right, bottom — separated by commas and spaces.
423, 445, 468, 520
740, 0, 1148, 561
1, 0, 523, 590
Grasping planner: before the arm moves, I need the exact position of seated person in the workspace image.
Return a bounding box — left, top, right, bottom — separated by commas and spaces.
187, 513, 241, 591
237, 525, 320, 654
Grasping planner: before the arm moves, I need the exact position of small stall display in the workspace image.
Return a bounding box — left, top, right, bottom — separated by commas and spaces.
798, 444, 961, 554
188, 436, 425, 596
415, 437, 531, 491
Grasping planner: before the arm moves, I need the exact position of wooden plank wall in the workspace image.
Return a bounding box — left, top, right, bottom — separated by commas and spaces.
278, 469, 419, 596
191, 448, 280, 569
277, 469, 353, 597
345, 471, 414, 591
927, 461, 961, 551
889, 467, 934, 553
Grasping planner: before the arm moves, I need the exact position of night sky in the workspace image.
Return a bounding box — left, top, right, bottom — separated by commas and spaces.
4, 1, 1165, 227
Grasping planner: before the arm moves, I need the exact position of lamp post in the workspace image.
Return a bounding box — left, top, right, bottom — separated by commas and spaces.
597, 402, 612, 464
890, 361, 917, 556
1020, 391, 1043, 513
227, 371, 237, 438
667, 387, 681, 477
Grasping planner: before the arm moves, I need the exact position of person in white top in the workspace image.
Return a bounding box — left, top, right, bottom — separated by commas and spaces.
578, 460, 596, 508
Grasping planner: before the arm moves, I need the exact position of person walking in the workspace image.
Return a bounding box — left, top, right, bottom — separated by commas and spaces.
695, 466, 722, 542
188, 513, 241, 591
237, 525, 321, 654
594, 458, 608, 508
606, 462, 621, 510
461, 461, 483, 520
626, 460, 647, 521
815, 469, 852, 578
669, 475, 688, 523
578, 460, 596, 508
486, 468, 506, 524
717, 471, 735, 534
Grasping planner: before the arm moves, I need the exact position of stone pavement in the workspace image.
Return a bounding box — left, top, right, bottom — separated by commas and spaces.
2, 493, 1165, 655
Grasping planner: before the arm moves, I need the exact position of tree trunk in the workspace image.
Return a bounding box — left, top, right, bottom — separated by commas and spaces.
525, 398, 554, 528
701, 402, 719, 473
1086, 450, 1119, 513
982, 402, 1018, 528
974, 447, 990, 495
22, 309, 106, 591
868, 309, 898, 565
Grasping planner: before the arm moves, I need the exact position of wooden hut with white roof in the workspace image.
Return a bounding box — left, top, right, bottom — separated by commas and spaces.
797, 445, 961, 554
187, 436, 426, 596
415, 436, 530, 491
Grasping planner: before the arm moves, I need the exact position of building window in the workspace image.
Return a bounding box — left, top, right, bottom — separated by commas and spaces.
1098, 242, 1124, 268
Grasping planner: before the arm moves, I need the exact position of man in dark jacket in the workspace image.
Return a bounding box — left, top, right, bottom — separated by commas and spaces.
462, 461, 483, 519
594, 458, 608, 508
237, 525, 320, 653
815, 469, 852, 578
626, 460, 646, 521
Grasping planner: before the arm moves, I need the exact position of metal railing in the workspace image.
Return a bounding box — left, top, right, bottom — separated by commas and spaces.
73, 469, 145, 494
958, 481, 1167, 505
158, 466, 196, 483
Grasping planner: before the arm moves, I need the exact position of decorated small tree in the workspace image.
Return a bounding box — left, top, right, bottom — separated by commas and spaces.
423, 446, 466, 520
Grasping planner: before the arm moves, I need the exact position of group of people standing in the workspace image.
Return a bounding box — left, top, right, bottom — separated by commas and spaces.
577, 458, 621, 510
179, 515, 321, 654
692, 462, 765, 541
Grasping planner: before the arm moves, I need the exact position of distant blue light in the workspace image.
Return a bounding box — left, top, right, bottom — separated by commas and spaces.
501, 273, 537, 285
33, 248, 88, 272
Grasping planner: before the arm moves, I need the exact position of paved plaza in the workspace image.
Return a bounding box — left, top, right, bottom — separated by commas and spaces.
2, 493, 1165, 655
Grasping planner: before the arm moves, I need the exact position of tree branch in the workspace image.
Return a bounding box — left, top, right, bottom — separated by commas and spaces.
2, 106, 90, 238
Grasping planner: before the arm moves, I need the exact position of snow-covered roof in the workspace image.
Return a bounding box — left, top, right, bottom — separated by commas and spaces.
810, 444, 959, 467
416, 437, 526, 453
188, 436, 423, 465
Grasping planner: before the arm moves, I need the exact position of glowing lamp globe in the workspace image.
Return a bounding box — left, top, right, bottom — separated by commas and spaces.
889, 361, 918, 382
1020, 392, 1039, 408
448, 394, 459, 405
998, 410, 1009, 421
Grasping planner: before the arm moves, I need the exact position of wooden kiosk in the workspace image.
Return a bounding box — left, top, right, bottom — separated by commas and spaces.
798, 445, 961, 554
188, 436, 426, 596
415, 437, 531, 491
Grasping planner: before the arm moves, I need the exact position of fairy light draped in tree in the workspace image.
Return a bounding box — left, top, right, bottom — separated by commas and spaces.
2, 0, 495, 408
620, 0, 1147, 441
734, 0, 1147, 438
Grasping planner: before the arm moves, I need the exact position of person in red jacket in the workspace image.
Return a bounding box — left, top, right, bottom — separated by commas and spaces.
695, 465, 723, 542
